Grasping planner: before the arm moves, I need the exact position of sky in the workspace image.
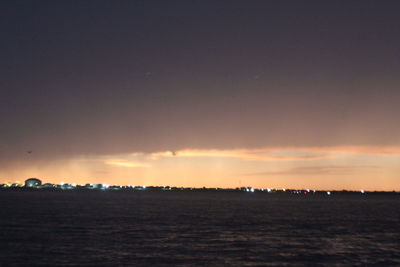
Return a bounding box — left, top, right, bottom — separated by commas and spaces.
1, 0, 400, 190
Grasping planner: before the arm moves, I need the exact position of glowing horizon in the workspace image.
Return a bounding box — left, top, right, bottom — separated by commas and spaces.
1, 145, 399, 191
2, 1, 400, 192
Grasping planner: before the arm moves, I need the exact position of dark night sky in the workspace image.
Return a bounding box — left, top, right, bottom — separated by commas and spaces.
1, 1, 400, 188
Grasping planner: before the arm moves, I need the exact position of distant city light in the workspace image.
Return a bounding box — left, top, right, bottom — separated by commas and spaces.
3, 178, 386, 197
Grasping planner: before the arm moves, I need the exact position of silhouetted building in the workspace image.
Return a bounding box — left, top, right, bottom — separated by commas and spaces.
24, 178, 42, 188
41, 183, 55, 188
60, 183, 75, 189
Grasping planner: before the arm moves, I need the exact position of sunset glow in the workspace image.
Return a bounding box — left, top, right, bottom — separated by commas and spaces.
1, 1, 400, 191
1, 145, 399, 191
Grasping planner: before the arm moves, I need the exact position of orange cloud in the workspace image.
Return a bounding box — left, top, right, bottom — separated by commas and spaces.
143, 145, 400, 162
105, 160, 151, 168
294, 146, 400, 156
147, 149, 333, 161
244, 165, 382, 176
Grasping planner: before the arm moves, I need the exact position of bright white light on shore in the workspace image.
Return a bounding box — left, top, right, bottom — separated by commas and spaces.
360, 189, 365, 194
250, 188, 254, 193
60, 182, 64, 186
327, 191, 331, 195
267, 188, 271, 192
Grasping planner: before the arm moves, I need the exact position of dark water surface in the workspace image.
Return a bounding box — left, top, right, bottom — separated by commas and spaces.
0, 190, 399, 266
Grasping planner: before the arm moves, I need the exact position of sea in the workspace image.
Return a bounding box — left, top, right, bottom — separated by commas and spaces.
0, 190, 399, 266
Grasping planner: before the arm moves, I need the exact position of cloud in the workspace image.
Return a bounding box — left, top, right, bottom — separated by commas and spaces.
244, 165, 382, 176
143, 145, 400, 162
105, 160, 151, 168
303, 146, 400, 156
146, 149, 333, 162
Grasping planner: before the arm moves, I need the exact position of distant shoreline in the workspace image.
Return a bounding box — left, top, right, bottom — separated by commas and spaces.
1, 186, 399, 195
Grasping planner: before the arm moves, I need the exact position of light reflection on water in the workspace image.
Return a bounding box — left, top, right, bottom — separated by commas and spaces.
0, 191, 399, 266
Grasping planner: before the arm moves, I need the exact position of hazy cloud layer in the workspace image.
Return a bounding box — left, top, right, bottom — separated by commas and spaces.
245, 165, 382, 176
